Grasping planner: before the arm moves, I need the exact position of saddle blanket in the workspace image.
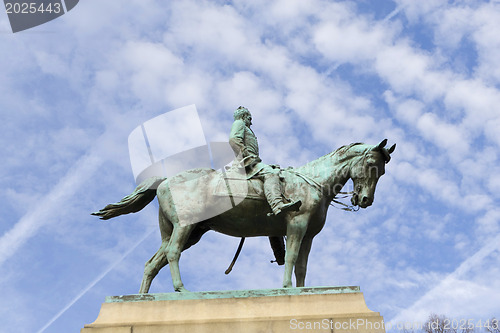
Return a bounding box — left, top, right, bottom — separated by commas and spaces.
214, 174, 265, 200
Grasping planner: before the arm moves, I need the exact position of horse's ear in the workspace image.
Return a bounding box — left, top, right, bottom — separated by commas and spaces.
387, 143, 396, 154
376, 139, 388, 150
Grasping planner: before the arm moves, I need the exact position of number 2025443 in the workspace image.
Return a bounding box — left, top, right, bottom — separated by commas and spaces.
5, 2, 62, 14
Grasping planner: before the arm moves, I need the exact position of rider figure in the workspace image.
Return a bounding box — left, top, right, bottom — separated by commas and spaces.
229, 106, 301, 216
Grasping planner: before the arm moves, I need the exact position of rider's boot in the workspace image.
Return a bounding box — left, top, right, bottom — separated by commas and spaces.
264, 174, 302, 216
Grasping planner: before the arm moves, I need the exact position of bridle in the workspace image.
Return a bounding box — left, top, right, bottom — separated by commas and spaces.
328, 149, 374, 212
331, 147, 388, 212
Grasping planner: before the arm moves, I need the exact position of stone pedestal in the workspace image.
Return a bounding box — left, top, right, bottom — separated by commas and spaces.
81, 286, 386, 332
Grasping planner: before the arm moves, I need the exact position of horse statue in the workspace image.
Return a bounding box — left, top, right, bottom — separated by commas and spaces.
92, 139, 395, 293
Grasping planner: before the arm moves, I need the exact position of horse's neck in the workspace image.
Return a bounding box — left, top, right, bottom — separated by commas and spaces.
295, 152, 353, 199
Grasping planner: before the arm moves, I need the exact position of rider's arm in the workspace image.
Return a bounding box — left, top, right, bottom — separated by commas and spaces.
229, 119, 249, 158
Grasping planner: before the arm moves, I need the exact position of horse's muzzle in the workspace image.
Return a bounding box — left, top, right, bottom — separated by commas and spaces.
352, 193, 372, 208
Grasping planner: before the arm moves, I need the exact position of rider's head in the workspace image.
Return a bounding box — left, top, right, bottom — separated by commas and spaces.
234, 106, 252, 126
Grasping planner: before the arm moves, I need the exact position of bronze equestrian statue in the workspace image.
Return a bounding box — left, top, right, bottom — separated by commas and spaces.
92, 108, 395, 293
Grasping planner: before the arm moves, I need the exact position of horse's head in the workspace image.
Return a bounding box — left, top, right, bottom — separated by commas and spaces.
350, 139, 396, 208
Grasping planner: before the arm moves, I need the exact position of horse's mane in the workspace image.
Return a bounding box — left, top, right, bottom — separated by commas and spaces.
297, 142, 365, 173
333, 141, 392, 163
332, 142, 364, 157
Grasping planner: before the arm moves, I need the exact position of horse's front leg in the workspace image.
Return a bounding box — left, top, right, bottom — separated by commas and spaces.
283, 216, 308, 288
294, 236, 313, 287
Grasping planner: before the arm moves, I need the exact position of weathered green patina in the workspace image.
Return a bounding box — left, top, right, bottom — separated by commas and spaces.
106, 286, 361, 303
92, 108, 395, 293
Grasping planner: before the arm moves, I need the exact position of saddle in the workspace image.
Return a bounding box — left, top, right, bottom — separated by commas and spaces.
213, 171, 266, 200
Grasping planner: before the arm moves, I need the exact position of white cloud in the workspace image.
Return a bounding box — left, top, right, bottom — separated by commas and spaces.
393, 0, 500, 86
164, 0, 254, 61
416, 113, 469, 156
375, 43, 449, 101
433, 6, 474, 50
471, 4, 500, 84
35, 51, 71, 77
394, 0, 450, 24
384, 91, 424, 125
476, 209, 500, 236
313, 18, 390, 64
119, 41, 184, 104
215, 72, 282, 115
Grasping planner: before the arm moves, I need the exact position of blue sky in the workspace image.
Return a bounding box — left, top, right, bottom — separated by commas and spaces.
1, 0, 500, 332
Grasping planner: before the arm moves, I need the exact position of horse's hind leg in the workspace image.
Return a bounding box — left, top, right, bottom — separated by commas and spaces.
139, 241, 168, 293
139, 208, 172, 293
165, 223, 195, 292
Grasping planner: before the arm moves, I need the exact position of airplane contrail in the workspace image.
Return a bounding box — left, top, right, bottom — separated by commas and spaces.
388, 233, 500, 325
0, 152, 103, 267
36, 226, 156, 333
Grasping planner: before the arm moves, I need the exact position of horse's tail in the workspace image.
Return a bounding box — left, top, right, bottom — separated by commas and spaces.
91, 176, 166, 220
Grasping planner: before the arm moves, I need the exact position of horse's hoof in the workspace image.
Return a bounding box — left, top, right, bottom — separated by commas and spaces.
175, 286, 190, 292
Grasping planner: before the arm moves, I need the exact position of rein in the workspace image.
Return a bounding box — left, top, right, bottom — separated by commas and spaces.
285, 169, 359, 212
330, 191, 359, 212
